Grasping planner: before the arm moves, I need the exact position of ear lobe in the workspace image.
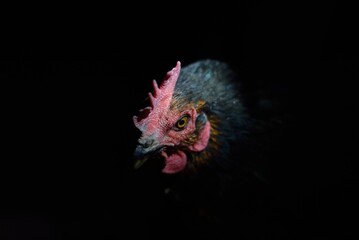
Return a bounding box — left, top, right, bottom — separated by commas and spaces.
188, 120, 211, 152
186, 107, 211, 152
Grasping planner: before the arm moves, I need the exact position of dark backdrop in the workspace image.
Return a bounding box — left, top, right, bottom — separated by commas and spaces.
1, 1, 357, 239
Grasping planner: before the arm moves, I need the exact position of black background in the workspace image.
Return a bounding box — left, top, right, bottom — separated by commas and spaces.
1, 1, 358, 239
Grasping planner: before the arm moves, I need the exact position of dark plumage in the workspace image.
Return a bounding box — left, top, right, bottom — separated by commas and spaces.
170, 60, 248, 171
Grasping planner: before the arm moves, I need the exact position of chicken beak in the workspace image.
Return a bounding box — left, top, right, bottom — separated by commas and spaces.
133, 140, 164, 170
133, 154, 150, 170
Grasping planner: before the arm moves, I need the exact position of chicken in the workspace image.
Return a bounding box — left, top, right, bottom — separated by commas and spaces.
133, 60, 248, 173
132, 59, 286, 239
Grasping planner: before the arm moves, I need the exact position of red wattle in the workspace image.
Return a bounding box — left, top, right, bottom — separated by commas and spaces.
161, 150, 187, 174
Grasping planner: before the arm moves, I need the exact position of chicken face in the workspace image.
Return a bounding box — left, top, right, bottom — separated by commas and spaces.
133, 61, 211, 174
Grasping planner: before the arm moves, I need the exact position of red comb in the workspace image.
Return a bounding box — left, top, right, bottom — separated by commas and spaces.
133, 61, 181, 133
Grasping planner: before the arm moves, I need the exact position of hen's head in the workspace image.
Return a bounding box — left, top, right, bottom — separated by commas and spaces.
133, 61, 212, 174
133, 60, 246, 174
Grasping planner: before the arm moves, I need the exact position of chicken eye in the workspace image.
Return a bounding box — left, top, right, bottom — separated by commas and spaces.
174, 115, 189, 130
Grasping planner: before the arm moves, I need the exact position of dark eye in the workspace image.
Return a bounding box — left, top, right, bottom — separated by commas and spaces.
174, 115, 189, 131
